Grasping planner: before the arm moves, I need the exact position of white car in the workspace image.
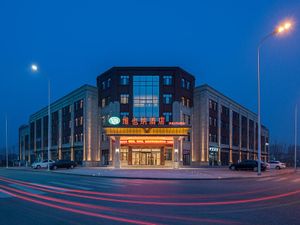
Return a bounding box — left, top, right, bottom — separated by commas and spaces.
32, 160, 55, 169
268, 160, 286, 170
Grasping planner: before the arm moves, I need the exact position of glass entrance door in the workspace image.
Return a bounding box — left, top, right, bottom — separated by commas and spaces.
132, 148, 161, 166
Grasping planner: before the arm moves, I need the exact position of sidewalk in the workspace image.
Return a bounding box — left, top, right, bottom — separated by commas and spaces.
4, 166, 296, 180
51, 167, 296, 180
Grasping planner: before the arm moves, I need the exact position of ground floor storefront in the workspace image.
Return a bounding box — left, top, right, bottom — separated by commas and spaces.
103, 126, 191, 168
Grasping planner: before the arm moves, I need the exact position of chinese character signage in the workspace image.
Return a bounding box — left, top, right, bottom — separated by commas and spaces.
108, 116, 186, 126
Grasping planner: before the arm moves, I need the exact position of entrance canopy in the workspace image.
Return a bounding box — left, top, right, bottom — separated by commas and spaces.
104, 126, 190, 136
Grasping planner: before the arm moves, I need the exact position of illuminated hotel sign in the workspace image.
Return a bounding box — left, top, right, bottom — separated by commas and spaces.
108, 117, 121, 125
119, 116, 186, 126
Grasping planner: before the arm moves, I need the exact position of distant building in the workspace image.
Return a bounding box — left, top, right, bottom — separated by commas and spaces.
19, 67, 269, 167
19, 125, 30, 162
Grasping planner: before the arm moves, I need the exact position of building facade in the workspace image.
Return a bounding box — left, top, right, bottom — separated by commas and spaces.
26, 85, 99, 166
19, 125, 30, 163
193, 85, 269, 166
97, 67, 195, 167
20, 67, 269, 167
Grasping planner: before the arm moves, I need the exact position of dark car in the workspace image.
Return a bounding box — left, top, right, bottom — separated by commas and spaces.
50, 160, 77, 170
229, 160, 266, 172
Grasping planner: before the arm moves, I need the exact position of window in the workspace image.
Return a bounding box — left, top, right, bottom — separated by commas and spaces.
181, 78, 185, 88
163, 112, 172, 122
80, 116, 83, 125
186, 98, 190, 107
181, 97, 185, 106
120, 94, 129, 104
187, 115, 191, 124
209, 133, 217, 143
133, 76, 159, 120
209, 99, 217, 110
107, 78, 111, 88
75, 118, 78, 126
120, 149, 128, 161
186, 81, 190, 90
163, 94, 172, 104
120, 112, 129, 118
80, 100, 83, 109
102, 81, 106, 90
120, 75, 129, 85
101, 98, 106, 107
164, 149, 172, 160
163, 75, 173, 85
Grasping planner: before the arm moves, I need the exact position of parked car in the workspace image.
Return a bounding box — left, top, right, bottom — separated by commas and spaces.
32, 160, 55, 169
50, 160, 77, 170
229, 160, 267, 172
268, 160, 286, 169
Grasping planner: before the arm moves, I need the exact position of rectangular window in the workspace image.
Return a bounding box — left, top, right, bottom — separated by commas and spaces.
163, 94, 172, 104
80, 100, 83, 109
181, 97, 185, 106
120, 94, 129, 104
186, 81, 190, 90
102, 81, 106, 90
186, 98, 190, 107
107, 78, 111, 88
181, 78, 185, 88
163, 75, 173, 85
163, 112, 172, 122
101, 98, 106, 107
120, 75, 129, 85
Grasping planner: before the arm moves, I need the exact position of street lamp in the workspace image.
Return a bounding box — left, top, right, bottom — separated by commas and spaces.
31, 64, 51, 172
257, 21, 292, 175
295, 104, 298, 171
5, 115, 8, 168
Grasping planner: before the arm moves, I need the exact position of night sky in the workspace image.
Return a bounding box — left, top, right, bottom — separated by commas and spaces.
1, 0, 299, 150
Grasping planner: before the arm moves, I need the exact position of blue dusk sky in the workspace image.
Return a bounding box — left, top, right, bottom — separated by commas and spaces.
0, 0, 299, 150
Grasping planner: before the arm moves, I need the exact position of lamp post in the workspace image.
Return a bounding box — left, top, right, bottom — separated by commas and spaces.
257, 21, 292, 175
31, 64, 51, 172
5, 115, 8, 168
295, 104, 298, 171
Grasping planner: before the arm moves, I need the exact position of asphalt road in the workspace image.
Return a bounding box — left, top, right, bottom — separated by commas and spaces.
0, 169, 300, 225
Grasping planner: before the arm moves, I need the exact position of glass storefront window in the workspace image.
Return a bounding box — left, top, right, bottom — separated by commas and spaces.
120, 148, 128, 161
133, 76, 159, 120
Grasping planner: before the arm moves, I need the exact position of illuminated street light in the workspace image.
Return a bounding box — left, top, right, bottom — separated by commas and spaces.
31, 64, 51, 172
31, 64, 38, 72
257, 20, 293, 175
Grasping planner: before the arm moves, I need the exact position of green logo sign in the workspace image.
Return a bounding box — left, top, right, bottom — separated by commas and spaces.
108, 117, 120, 125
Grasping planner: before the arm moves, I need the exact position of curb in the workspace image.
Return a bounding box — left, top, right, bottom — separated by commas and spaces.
2, 167, 296, 181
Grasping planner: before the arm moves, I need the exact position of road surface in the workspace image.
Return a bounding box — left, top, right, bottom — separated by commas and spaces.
0, 169, 299, 225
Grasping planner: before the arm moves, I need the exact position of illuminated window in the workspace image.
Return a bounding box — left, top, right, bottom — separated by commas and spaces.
120, 94, 129, 104
163, 75, 173, 85
80, 100, 83, 109
186, 98, 190, 107
102, 81, 106, 90
181, 97, 185, 106
120, 75, 129, 85
101, 98, 106, 107
133, 76, 159, 120
163, 112, 172, 122
163, 94, 172, 104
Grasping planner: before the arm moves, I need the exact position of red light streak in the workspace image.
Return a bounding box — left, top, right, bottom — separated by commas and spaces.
1, 176, 300, 206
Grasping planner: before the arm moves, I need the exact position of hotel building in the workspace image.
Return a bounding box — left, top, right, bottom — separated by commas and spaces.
19, 67, 269, 167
